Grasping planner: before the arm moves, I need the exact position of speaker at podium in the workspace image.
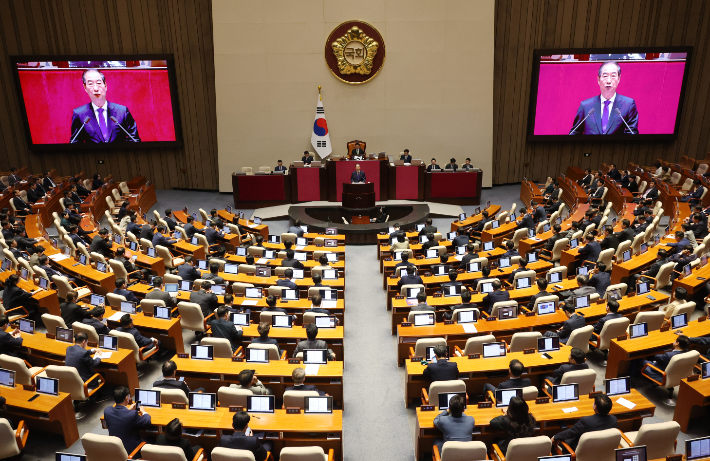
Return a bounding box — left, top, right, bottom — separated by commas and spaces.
342, 182, 375, 209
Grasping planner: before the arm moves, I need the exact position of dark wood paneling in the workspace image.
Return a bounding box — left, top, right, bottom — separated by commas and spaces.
0, 0, 217, 190
494, 0, 710, 185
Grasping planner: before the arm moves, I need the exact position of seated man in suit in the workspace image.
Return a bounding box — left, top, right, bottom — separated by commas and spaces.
481, 279, 510, 315
567, 275, 597, 301
587, 262, 611, 297
451, 227, 470, 248
293, 324, 336, 360
351, 143, 365, 159
117, 314, 160, 351
155, 418, 202, 461
527, 278, 551, 310
218, 411, 272, 459
625, 175, 639, 194
90, 229, 113, 258
461, 158, 474, 171
145, 276, 177, 308
2, 274, 39, 315
614, 219, 634, 245
301, 151, 314, 164
507, 258, 529, 285
125, 215, 142, 238
670, 245, 696, 281
262, 294, 288, 315
287, 219, 305, 237
398, 264, 423, 290
210, 306, 243, 353
502, 240, 520, 258
60, 290, 89, 327
666, 230, 692, 255
26, 182, 44, 203
251, 322, 281, 356
660, 287, 688, 319
607, 163, 622, 181
281, 249, 305, 269
202, 262, 225, 284
482, 359, 532, 395
577, 234, 601, 264
426, 158, 441, 172
419, 218, 438, 237
543, 224, 565, 254
518, 207, 535, 231
394, 249, 414, 271
286, 367, 326, 395
599, 225, 620, 252
423, 344, 459, 381
183, 215, 202, 239
629, 335, 690, 395
544, 300, 586, 344
460, 243, 480, 267
12, 190, 32, 216
115, 247, 149, 281
305, 294, 338, 320
442, 269, 463, 293
577, 168, 593, 186
139, 220, 157, 242
204, 221, 226, 258
681, 179, 705, 205
531, 201, 546, 224
231, 369, 271, 395
276, 268, 298, 290
14, 227, 39, 254
350, 164, 366, 183
65, 332, 105, 392
104, 386, 152, 455
411, 291, 435, 313
274, 159, 287, 172
0, 315, 23, 357
432, 394, 475, 455
177, 256, 200, 282
633, 184, 659, 203
152, 225, 177, 248
545, 347, 589, 385
630, 249, 669, 291
190, 281, 219, 319
400, 149, 412, 163
82, 306, 110, 335
551, 394, 617, 451
114, 278, 140, 304
152, 360, 192, 398
691, 212, 709, 240
444, 158, 458, 171
592, 299, 623, 335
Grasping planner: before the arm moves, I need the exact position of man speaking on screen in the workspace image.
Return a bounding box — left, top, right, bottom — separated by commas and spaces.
70, 68, 141, 143
569, 61, 638, 135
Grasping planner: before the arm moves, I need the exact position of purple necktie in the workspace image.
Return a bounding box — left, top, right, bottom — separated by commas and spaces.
97, 108, 109, 142
601, 100, 611, 132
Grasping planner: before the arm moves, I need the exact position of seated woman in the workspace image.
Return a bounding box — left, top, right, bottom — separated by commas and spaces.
489, 397, 537, 454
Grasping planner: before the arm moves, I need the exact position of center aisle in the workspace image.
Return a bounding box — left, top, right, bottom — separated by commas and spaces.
343, 245, 415, 460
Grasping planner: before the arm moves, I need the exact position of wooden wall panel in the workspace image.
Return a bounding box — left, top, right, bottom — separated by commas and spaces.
0, 0, 218, 190
493, 0, 710, 184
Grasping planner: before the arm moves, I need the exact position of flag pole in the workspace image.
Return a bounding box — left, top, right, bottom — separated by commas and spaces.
318, 85, 321, 101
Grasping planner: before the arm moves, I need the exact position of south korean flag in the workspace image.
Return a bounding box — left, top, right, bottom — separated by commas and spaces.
311, 94, 332, 159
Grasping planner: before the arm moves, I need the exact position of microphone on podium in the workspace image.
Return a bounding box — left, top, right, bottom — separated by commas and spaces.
569, 108, 595, 135
70, 116, 91, 143
614, 108, 636, 134
110, 115, 139, 142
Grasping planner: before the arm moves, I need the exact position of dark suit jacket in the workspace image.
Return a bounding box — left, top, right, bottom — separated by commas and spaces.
549, 362, 589, 385
189, 290, 219, 317
285, 383, 325, 395
400, 154, 412, 163
0, 330, 23, 357
497, 377, 532, 389
43, 177, 56, 189
558, 313, 587, 342
276, 278, 298, 290
164, 217, 177, 231
116, 326, 153, 348
608, 169, 622, 181
60, 302, 89, 327
126, 222, 142, 237
13, 197, 31, 212
351, 148, 365, 158
419, 225, 438, 237
302, 155, 313, 164
569, 94, 638, 135
545, 233, 564, 251
527, 290, 551, 309
350, 171, 366, 183
398, 274, 424, 288
638, 187, 659, 201
145, 289, 177, 308
614, 227, 635, 244
626, 181, 639, 194
533, 206, 546, 223
519, 214, 535, 230
139, 225, 155, 241
82, 317, 110, 335
2, 285, 36, 310
184, 223, 200, 239
152, 378, 191, 398
177, 264, 200, 281
65, 344, 101, 383
103, 405, 152, 454
426, 164, 442, 172
578, 241, 601, 263
218, 432, 268, 460
203, 273, 226, 284
70, 102, 141, 143
26, 188, 43, 203
482, 290, 511, 314
287, 226, 305, 237
600, 234, 620, 252
554, 414, 618, 449
588, 271, 611, 297
281, 258, 305, 269
210, 318, 243, 351
90, 235, 112, 257
452, 235, 470, 247
152, 233, 175, 247
114, 288, 139, 304
423, 358, 459, 381
205, 228, 224, 245
251, 336, 280, 355
593, 312, 624, 334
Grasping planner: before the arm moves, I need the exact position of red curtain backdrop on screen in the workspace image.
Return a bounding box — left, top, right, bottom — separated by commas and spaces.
18, 69, 176, 143
533, 61, 685, 135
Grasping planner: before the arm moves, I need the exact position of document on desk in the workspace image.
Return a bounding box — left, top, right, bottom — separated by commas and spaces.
616, 397, 636, 409
248, 224, 258, 228
108, 312, 125, 322
256, 258, 267, 264
49, 254, 70, 261
562, 407, 578, 413
322, 301, 337, 309
304, 364, 320, 375
295, 246, 305, 250
240, 300, 258, 306
461, 323, 477, 333
454, 255, 463, 261
94, 351, 112, 360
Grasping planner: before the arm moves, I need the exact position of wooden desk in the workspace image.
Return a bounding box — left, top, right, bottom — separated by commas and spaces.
674, 377, 710, 432
125, 183, 157, 214
38, 241, 116, 295
172, 357, 344, 406
137, 407, 343, 460
15, 330, 139, 391
519, 181, 544, 208
559, 176, 588, 208
481, 222, 519, 246
672, 263, 710, 298
518, 204, 589, 256
101, 306, 185, 354
0, 385, 79, 448
172, 211, 241, 252
0, 270, 61, 316
214, 273, 344, 289
606, 318, 710, 379
610, 242, 671, 285
449, 205, 502, 232
213, 210, 269, 239
223, 254, 345, 274
415, 389, 654, 460
240, 325, 344, 359
603, 177, 634, 214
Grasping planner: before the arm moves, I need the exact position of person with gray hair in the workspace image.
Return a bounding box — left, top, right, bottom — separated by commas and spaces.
285, 367, 325, 395
569, 60, 638, 135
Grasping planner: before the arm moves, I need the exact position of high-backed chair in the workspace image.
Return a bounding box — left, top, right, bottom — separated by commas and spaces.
509, 332, 541, 353
280, 446, 333, 461
455, 335, 496, 356
106, 292, 127, 308
2, 249, 18, 270
238, 264, 256, 275
545, 369, 596, 395
45, 365, 104, 419
0, 354, 46, 386
619, 421, 680, 459
140, 238, 154, 250
41, 313, 67, 335
140, 443, 204, 461
668, 301, 696, 318
0, 418, 28, 459
566, 325, 594, 353
554, 428, 620, 461
510, 228, 529, 249
590, 317, 630, 364
232, 282, 254, 295
540, 238, 569, 262
400, 284, 425, 296
421, 380, 467, 406
72, 322, 100, 344
409, 338, 447, 359
641, 350, 700, 405
530, 295, 559, 313
177, 301, 213, 336
603, 283, 627, 300
630, 311, 666, 332
303, 312, 328, 325
156, 245, 185, 269
283, 390, 320, 409
151, 388, 189, 405
82, 433, 137, 461
434, 441, 487, 461
201, 337, 236, 358
489, 300, 518, 318
491, 436, 551, 461
597, 248, 614, 268
247, 343, 285, 360
211, 447, 260, 461
111, 329, 160, 365
218, 387, 253, 408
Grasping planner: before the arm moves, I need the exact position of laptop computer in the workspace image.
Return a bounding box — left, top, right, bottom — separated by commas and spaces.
604, 377, 631, 396
482, 342, 507, 358
188, 392, 216, 411
495, 388, 523, 407
551, 383, 579, 402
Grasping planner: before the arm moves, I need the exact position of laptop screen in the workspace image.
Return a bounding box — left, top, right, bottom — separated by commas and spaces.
235, 247, 247, 256
413, 313, 435, 326
247, 395, 275, 413
56, 327, 73, 343
444, 284, 462, 297
282, 289, 299, 300
190, 344, 214, 360
636, 281, 650, 295
467, 262, 481, 273
211, 284, 226, 295
629, 323, 648, 339
615, 446, 647, 461
99, 334, 118, 351
19, 319, 34, 334
574, 295, 590, 309
0, 368, 15, 387
569, 238, 578, 249
304, 396, 333, 414
303, 349, 328, 364
482, 342, 507, 358
155, 306, 171, 320
272, 315, 293, 328
527, 252, 538, 262
703, 362, 710, 380
197, 259, 208, 270
457, 310, 477, 323
498, 306, 516, 320
483, 241, 495, 251
245, 287, 262, 298
320, 289, 338, 300
296, 237, 308, 246
121, 301, 137, 314
406, 287, 421, 299
247, 348, 269, 363
315, 316, 337, 328
538, 336, 560, 352
622, 250, 631, 262
164, 283, 178, 295
537, 301, 556, 315
135, 388, 161, 407
326, 253, 338, 262
416, 224, 425, 232
498, 258, 511, 268
433, 264, 450, 276
294, 252, 307, 261
491, 220, 500, 229
538, 456, 571, 461
56, 454, 87, 461
547, 271, 562, 283
671, 313, 688, 329
577, 265, 588, 276
180, 280, 193, 291
188, 392, 216, 411
231, 313, 249, 326
552, 383, 579, 402
223, 263, 240, 275
322, 269, 338, 280
495, 388, 523, 407
480, 282, 494, 293
515, 277, 532, 289
438, 392, 467, 410
605, 377, 631, 396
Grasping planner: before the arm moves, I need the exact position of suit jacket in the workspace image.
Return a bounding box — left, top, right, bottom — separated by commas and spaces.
139, 225, 155, 241
533, 206, 546, 223
184, 223, 200, 239
287, 226, 304, 237
2, 285, 36, 310
275, 165, 287, 172
554, 414, 617, 448
545, 233, 564, 251
26, 188, 43, 203
400, 154, 412, 163
600, 235, 620, 252
588, 271, 611, 297
60, 302, 89, 327
114, 288, 139, 304
423, 358, 459, 381
89, 235, 112, 257
302, 155, 313, 164
626, 181, 639, 194
70, 102, 141, 143
218, 432, 268, 460
639, 187, 659, 201
189, 290, 219, 317
145, 289, 177, 308
152, 233, 174, 247
103, 405, 152, 454
419, 225, 438, 237
211, 318, 243, 351
152, 378, 191, 397
285, 383, 325, 395
350, 171, 366, 183
281, 258, 304, 269
527, 290, 551, 309
518, 214, 535, 230
496, 377, 532, 389
460, 253, 480, 267
433, 412, 475, 443
0, 330, 23, 357
82, 317, 110, 335
351, 148, 365, 158
126, 222, 142, 237
608, 169, 622, 181
593, 312, 624, 334
614, 227, 635, 244
251, 336, 281, 355
482, 290, 510, 314
13, 197, 31, 212
452, 235, 470, 247
645, 258, 669, 278
65, 344, 101, 383
569, 94, 638, 135
177, 264, 200, 281
578, 241, 601, 263
164, 217, 177, 231
549, 362, 589, 385
204, 228, 224, 245
116, 326, 153, 348
276, 278, 297, 290
398, 274, 424, 288
558, 313, 587, 342
426, 164, 442, 172
203, 273, 226, 284
294, 339, 334, 360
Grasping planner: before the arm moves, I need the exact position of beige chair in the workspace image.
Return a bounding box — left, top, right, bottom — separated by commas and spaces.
303, 312, 328, 325
89, 251, 108, 267
232, 282, 254, 295
201, 337, 236, 358
106, 292, 127, 308
508, 270, 536, 287
547, 266, 567, 281
140, 299, 167, 316
565, 325, 594, 353
72, 322, 99, 344
241, 167, 254, 175
630, 311, 666, 332
400, 283, 425, 297
218, 386, 253, 407
669, 301, 696, 318
455, 335, 497, 356
156, 245, 185, 269
126, 231, 139, 245
555, 428, 620, 461
597, 248, 614, 268
280, 446, 333, 461
421, 380, 467, 406
140, 237, 154, 251
647, 261, 675, 290
509, 332, 541, 353
52, 275, 91, 300
521, 386, 539, 401
434, 441, 487, 461
177, 301, 214, 335
283, 390, 320, 409
110, 329, 159, 365
2, 249, 18, 270
490, 300, 518, 318
151, 387, 189, 405
546, 369, 596, 395
238, 264, 256, 275
211, 447, 259, 461
614, 241, 632, 261
247, 343, 284, 360
590, 317, 630, 362
41, 313, 67, 335
281, 232, 298, 245
641, 350, 700, 405
409, 338, 447, 359
604, 283, 627, 300
163, 273, 183, 284
16, 259, 33, 279
141, 443, 204, 461
492, 435, 551, 461
109, 259, 141, 281
247, 246, 265, 257
541, 238, 569, 263
619, 421, 680, 459
45, 365, 104, 419
75, 242, 91, 260
0, 354, 46, 386
0, 418, 28, 459
0, 301, 28, 324
694, 244, 707, 257
510, 228, 529, 249
82, 433, 137, 461
534, 220, 549, 234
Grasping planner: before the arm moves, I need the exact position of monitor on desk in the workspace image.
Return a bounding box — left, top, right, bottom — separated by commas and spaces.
552, 383, 579, 402
221, 227, 230, 235
438, 392, 467, 410
127, 241, 138, 251
324, 239, 338, 247
474, 207, 481, 215
315, 316, 337, 329
56, 327, 73, 343
56, 453, 87, 461
291, 269, 304, 280
211, 284, 226, 295
527, 252, 538, 263
467, 262, 481, 273
224, 263, 239, 274
447, 232, 457, 240
164, 283, 178, 295
537, 301, 556, 315
320, 289, 338, 300
538, 336, 560, 352
0, 368, 15, 387
325, 227, 337, 235
179, 280, 193, 292
688, 437, 710, 460
444, 284, 462, 297
605, 377, 631, 396
322, 269, 338, 280
191, 236, 199, 245
154, 305, 171, 320
235, 247, 247, 257
528, 229, 536, 239
569, 238, 578, 249
543, 223, 551, 233
253, 217, 262, 225
188, 392, 216, 411
425, 249, 438, 259
457, 310, 477, 323
482, 241, 495, 252
539, 456, 571, 461
498, 258, 511, 268
294, 252, 307, 261
636, 281, 651, 295
576, 266, 589, 276
615, 446, 647, 461
197, 259, 208, 270
703, 362, 710, 380
305, 395, 333, 414
296, 237, 308, 246
425, 346, 448, 361
482, 342, 507, 358
413, 313, 435, 327
255, 266, 271, 277
245, 287, 263, 298
498, 306, 517, 320
121, 301, 137, 315
574, 295, 590, 309
491, 220, 500, 230
459, 213, 467, 221
629, 322, 648, 339
547, 271, 562, 283
326, 253, 339, 263
640, 243, 648, 254
406, 287, 422, 299
19, 319, 34, 334
99, 334, 118, 351
247, 395, 275, 413
515, 277, 532, 289
246, 348, 269, 363
272, 315, 293, 328
231, 313, 249, 326
433, 264, 451, 276
190, 344, 214, 361
1, 259, 11, 271
96, 262, 107, 273
455, 246, 466, 255
480, 282, 494, 294
671, 313, 688, 329
496, 388, 523, 407
34, 376, 58, 396
621, 250, 632, 262
263, 250, 275, 259
147, 247, 156, 258
303, 349, 328, 364
416, 224, 425, 232
76, 255, 87, 267
282, 289, 299, 300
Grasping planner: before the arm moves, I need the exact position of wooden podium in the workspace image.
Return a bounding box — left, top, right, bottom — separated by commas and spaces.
342, 182, 375, 209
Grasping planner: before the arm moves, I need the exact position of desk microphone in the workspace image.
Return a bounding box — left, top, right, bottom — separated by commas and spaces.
70, 116, 91, 143
569, 108, 595, 135
110, 116, 139, 142
614, 108, 636, 134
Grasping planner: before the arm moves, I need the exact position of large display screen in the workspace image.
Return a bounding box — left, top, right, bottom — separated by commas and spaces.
11, 55, 181, 149
528, 48, 692, 141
